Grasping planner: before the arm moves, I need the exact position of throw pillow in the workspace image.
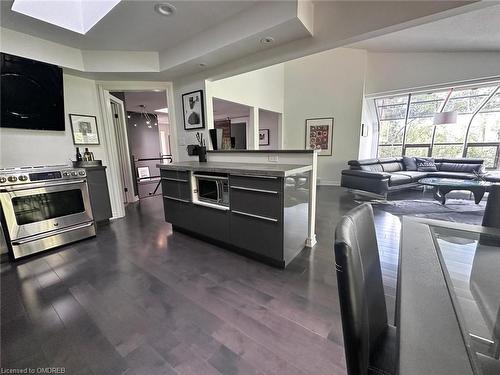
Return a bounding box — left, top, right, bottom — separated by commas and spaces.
415, 157, 437, 172
402, 156, 417, 171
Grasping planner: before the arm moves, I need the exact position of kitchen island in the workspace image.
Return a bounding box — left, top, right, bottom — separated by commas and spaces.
157, 156, 316, 268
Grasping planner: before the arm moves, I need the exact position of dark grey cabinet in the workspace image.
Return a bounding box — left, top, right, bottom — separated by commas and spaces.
161, 169, 192, 230
85, 166, 112, 222
229, 174, 284, 263
230, 213, 283, 261
163, 197, 193, 230
161, 170, 310, 268
192, 205, 230, 243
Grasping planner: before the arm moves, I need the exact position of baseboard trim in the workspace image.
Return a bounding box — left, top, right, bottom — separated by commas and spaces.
318, 180, 341, 186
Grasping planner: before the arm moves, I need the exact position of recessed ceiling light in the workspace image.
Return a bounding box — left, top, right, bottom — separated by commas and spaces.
260, 36, 275, 45
199, 63, 207, 68
155, 3, 176, 16
11, 0, 122, 34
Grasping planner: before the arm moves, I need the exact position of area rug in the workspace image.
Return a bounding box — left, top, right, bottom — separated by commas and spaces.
356, 198, 486, 225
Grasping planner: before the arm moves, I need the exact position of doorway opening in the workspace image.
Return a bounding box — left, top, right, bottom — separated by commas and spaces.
110, 91, 171, 200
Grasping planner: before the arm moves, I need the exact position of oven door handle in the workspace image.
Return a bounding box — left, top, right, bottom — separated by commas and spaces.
0, 179, 86, 192
11, 221, 94, 245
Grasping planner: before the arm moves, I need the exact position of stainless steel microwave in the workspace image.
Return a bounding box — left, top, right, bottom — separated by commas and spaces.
193, 173, 229, 208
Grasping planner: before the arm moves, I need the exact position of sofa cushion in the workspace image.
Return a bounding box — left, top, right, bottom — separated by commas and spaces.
389, 174, 412, 186
402, 156, 418, 171
393, 171, 428, 182
360, 163, 384, 172
381, 161, 404, 173
438, 162, 484, 174
426, 171, 476, 180
415, 157, 438, 172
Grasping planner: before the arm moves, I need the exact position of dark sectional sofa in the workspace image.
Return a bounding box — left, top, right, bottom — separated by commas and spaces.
341, 157, 500, 197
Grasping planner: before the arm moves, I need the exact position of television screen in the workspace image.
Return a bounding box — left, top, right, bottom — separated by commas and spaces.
1, 53, 65, 131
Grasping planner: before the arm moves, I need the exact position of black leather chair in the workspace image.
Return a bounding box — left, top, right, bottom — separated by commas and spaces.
334, 203, 396, 375
483, 184, 500, 229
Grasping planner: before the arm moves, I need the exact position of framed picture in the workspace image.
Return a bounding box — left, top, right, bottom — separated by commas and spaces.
182, 90, 205, 130
305, 118, 334, 156
137, 166, 150, 180
69, 114, 99, 145
259, 129, 270, 146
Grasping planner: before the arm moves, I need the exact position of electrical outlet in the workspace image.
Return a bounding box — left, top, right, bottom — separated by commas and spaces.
268, 155, 279, 162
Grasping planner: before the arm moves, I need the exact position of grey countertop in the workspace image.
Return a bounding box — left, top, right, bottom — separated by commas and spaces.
207, 149, 315, 154
156, 161, 312, 177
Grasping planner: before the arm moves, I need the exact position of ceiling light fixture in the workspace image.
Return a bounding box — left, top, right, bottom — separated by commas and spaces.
139, 104, 157, 128
433, 111, 458, 125
260, 36, 275, 45
154, 3, 176, 16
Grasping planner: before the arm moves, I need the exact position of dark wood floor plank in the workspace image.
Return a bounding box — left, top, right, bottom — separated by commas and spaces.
3, 186, 457, 374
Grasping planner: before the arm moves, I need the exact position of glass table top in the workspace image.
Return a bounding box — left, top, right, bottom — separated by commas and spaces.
431, 226, 500, 375
420, 178, 491, 187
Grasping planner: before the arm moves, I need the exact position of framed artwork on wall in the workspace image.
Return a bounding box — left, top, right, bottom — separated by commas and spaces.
182, 90, 205, 130
305, 117, 334, 156
259, 129, 270, 146
69, 114, 100, 145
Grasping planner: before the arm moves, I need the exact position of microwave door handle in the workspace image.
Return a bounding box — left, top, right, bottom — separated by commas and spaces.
217, 181, 224, 204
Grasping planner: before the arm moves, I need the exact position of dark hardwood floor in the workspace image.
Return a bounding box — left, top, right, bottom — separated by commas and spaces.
0, 187, 431, 375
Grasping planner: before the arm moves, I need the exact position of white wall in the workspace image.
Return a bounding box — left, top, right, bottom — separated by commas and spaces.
208, 64, 285, 113
259, 109, 280, 150
0, 74, 106, 168
172, 78, 208, 161
283, 48, 367, 185
365, 51, 500, 96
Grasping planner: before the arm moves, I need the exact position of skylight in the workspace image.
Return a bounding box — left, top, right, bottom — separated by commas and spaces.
11, 0, 122, 35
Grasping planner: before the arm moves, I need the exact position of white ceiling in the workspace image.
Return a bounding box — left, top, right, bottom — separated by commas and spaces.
349, 3, 500, 52
115, 91, 167, 113
213, 98, 250, 119
0, 1, 257, 51
1, 0, 492, 80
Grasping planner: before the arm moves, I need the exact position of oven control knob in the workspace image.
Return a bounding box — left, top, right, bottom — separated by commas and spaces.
78, 171, 86, 176
7, 176, 17, 182
0, 177, 6, 183
63, 172, 70, 177
71, 171, 78, 176
18, 175, 28, 182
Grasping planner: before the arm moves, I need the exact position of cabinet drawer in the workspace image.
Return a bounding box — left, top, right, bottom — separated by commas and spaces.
192, 205, 230, 243
161, 169, 190, 181
230, 213, 282, 260
162, 179, 191, 201
163, 197, 192, 229
230, 174, 282, 192
230, 188, 281, 221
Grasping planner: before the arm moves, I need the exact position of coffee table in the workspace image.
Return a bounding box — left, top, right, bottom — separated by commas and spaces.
418, 178, 491, 205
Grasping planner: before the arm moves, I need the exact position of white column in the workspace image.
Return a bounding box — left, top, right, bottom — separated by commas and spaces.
247, 106, 260, 150
305, 150, 318, 247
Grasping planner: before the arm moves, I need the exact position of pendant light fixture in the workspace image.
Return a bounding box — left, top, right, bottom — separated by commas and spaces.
139, 104, 158, 128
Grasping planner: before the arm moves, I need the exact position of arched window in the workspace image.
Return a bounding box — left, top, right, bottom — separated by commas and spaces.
375, 83, 500, 169
465, 90, 500, 168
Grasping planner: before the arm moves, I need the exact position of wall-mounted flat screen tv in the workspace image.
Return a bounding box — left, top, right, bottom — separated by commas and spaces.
1, 52, 65, 131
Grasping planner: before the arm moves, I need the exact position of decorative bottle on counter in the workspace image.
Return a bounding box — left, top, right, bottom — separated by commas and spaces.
83, 148, 94, 161
76, 147, 83, 162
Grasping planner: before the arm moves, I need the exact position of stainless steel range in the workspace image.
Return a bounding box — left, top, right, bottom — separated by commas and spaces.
0, 165, 96, 259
